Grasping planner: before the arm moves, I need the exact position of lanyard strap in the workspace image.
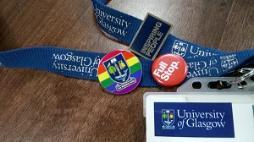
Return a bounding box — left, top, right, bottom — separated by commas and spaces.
0, 0, 253, 87
1, 46, 254, 87
92, 0, 223, 56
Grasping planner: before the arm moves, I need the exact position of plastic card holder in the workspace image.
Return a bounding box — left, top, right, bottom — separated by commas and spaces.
144, 92, 254, 142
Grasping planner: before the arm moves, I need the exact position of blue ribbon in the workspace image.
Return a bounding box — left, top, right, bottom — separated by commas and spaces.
0, 0, 253, 87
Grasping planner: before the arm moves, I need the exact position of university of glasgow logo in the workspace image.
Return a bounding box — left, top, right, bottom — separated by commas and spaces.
172, 40, 188, 57
161, 109, 175, 130
103, 53, 130, 83
220, 55, 239, 72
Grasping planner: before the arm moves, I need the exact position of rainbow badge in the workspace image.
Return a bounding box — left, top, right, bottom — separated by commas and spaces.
97, 50, 142, 95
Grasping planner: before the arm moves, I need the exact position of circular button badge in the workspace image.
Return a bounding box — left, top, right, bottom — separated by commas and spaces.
97, 50, 142, 95
151, 54, 188, 87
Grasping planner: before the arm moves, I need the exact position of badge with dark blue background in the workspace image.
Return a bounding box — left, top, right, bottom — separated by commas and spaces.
130, 14, 171, 60
154, 103, 235, 138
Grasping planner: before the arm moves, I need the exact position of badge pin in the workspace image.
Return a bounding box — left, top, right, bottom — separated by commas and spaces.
151, 54, 188, 87
130, 13, 172, 60
97, 50, 142, 95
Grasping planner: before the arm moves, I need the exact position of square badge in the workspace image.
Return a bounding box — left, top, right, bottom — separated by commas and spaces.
130, 13, 172, 60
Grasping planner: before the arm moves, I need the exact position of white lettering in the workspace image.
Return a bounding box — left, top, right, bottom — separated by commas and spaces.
153, 61, 179, 81
176, 109, 227, 131
51, 52, 101, 77
95, 7, 130, 37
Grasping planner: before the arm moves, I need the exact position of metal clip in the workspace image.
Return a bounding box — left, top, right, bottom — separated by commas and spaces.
230, 68, 254, 89
177, 68, 254, 92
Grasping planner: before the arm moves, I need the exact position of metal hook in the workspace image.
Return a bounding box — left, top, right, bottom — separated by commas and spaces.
230, 68, 254, 88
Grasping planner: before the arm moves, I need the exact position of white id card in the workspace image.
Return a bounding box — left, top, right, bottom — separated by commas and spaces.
144, 92, 254, 142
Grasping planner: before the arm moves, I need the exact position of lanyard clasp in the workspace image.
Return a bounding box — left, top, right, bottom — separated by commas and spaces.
230, 68, 254, 89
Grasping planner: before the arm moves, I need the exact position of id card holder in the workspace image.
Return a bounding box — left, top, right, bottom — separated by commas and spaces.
144, 92, 254, 142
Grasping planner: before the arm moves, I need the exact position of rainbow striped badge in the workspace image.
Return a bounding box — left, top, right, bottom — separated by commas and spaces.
97, 50, 142, 95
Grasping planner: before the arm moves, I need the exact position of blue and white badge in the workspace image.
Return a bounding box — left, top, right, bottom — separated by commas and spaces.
154, 103, 235, 137
130, 14, 172, 60
144, 92, 254, 142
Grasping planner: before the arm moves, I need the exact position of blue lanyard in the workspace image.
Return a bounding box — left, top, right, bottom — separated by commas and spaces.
1, 46, 253, 87
0, 0, 253, 87
91, 0, 254, 76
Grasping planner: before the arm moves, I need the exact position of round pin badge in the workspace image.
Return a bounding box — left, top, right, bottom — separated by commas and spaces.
97, 50, 142, 95
151, 54, 188, 87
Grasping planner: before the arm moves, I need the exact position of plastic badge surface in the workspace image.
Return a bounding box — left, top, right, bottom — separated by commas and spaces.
144, 92, 254, 142
177, 77, 254, 92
